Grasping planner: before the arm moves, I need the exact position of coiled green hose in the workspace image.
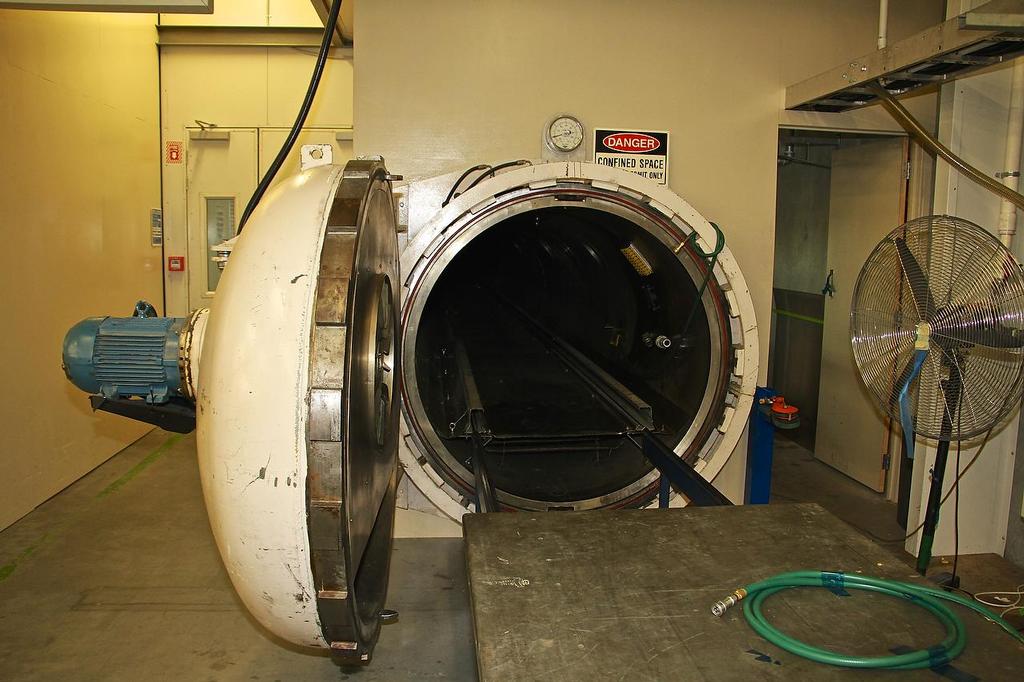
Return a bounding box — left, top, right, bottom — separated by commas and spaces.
713, 571, 1024, 670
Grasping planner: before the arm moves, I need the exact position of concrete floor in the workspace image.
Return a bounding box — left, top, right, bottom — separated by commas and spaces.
0, 430, 476, 681
1, 429, 1021, 680
772, 436, 910, 550
772, 434, 1024, 603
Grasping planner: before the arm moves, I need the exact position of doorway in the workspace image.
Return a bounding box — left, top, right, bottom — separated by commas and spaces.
183, 127, 354, 311
769, 128, 911, 499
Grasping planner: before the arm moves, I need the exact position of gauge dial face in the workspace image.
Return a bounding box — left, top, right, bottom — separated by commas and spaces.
547, 115, 584, 152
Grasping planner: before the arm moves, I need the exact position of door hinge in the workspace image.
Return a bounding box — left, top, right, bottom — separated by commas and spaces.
882, 453, 892, 470
394, 187, 409, 234
905, 161, 911, 180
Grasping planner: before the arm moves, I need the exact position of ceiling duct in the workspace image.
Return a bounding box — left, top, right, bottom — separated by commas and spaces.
787, 0, 1024, 113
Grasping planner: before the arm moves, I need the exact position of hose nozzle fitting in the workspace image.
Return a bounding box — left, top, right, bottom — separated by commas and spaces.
711, 588, 747, 617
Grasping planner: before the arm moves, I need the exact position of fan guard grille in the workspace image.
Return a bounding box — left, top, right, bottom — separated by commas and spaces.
851, 215, 1024, 440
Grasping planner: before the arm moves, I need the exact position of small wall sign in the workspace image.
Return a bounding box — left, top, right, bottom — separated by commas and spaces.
150, 208, 163, 247
593, 128, 669, 185
165, 141, 183, 164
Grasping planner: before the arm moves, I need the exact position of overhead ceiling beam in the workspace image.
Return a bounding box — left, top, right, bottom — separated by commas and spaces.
786, 0, 1024, 113
0, 0, 212, 11
308, 0, 352, 47
156, 25, 351, 56
961, 0, 1024, 30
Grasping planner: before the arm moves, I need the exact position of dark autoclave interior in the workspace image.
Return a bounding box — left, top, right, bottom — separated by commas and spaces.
414, 205, 722, 506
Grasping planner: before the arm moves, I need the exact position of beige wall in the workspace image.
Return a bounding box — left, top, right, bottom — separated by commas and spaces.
159, 45, 353, 315
353, 0, 944, 496
905, 1, 1024, 560
923, 62, 1024, 558
0, 9, 162, 530
353, 0, 943, 383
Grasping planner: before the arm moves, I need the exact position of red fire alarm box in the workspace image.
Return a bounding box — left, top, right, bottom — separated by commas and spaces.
168, 256, 186, 272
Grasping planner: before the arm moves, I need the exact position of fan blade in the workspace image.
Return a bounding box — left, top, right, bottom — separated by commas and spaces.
932, 301, 1024, 349
938, 324, 1024, 350
894, 237, 936, 320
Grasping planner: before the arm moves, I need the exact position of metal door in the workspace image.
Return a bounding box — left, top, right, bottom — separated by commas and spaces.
195, 158, 402, 662
815, 137, 908, 491
185, 128, 257, 310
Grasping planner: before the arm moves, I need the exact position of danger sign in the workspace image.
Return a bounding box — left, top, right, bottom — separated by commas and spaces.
594, 128, 669, 185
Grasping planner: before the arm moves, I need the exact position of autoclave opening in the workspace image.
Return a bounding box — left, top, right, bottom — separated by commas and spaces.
413, 204, 722, 507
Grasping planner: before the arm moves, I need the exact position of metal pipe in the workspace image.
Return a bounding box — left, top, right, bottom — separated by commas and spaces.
868, 81, 1024, 212
877, 0, 889, 50
999, 59, 1024, 248
470, 421, 498, 514
493, 292, 729, 506
452, 339, 498, 513
635, 434, 732, 506
777, 156, 830, 170
494, 294, 655, 430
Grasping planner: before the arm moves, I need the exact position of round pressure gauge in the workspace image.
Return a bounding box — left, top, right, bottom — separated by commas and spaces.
546, 115, 584, 152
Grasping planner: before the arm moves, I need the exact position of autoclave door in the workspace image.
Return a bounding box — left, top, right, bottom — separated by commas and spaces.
196, 157, 405, 662
304, 158, 403, 662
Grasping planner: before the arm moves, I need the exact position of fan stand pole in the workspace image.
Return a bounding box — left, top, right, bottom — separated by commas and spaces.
915, 376, 960, 576
915, 438, 949, 575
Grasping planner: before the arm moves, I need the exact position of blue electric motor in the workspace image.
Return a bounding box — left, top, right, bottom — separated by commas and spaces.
63, 301, 187, 405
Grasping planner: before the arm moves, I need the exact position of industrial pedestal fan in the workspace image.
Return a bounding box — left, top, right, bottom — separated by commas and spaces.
710, 215, 1024, 669
851, 214, 1024, 574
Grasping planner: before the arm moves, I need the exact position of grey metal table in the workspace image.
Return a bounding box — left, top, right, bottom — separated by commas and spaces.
463, 503, 1024, 681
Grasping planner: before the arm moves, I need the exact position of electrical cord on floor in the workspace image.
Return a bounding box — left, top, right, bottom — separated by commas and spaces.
770, 425, 991, 548
236, 0, 343, 234
712, 571, 1024, 670
767, 492, 902, 545
974, 583, 1024, 617
948, 585, 976, 601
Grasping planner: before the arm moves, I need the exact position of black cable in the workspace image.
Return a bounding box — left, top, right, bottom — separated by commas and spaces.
442, 165, 491, 207
845, 423, 994, 545
768, 424, 983, 552
442, 160, 533, 208
236, 0, 343, 234
460, 159, 531, 194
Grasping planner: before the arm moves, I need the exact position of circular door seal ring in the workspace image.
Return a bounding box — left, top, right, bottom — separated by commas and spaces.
305, 158, 402, 664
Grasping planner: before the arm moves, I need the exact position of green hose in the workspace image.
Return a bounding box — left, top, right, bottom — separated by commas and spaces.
714, 571, 1024, 670
678, 221, 725, 339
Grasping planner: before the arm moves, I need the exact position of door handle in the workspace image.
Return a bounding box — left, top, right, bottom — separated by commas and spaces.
822, 269, 836, 298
